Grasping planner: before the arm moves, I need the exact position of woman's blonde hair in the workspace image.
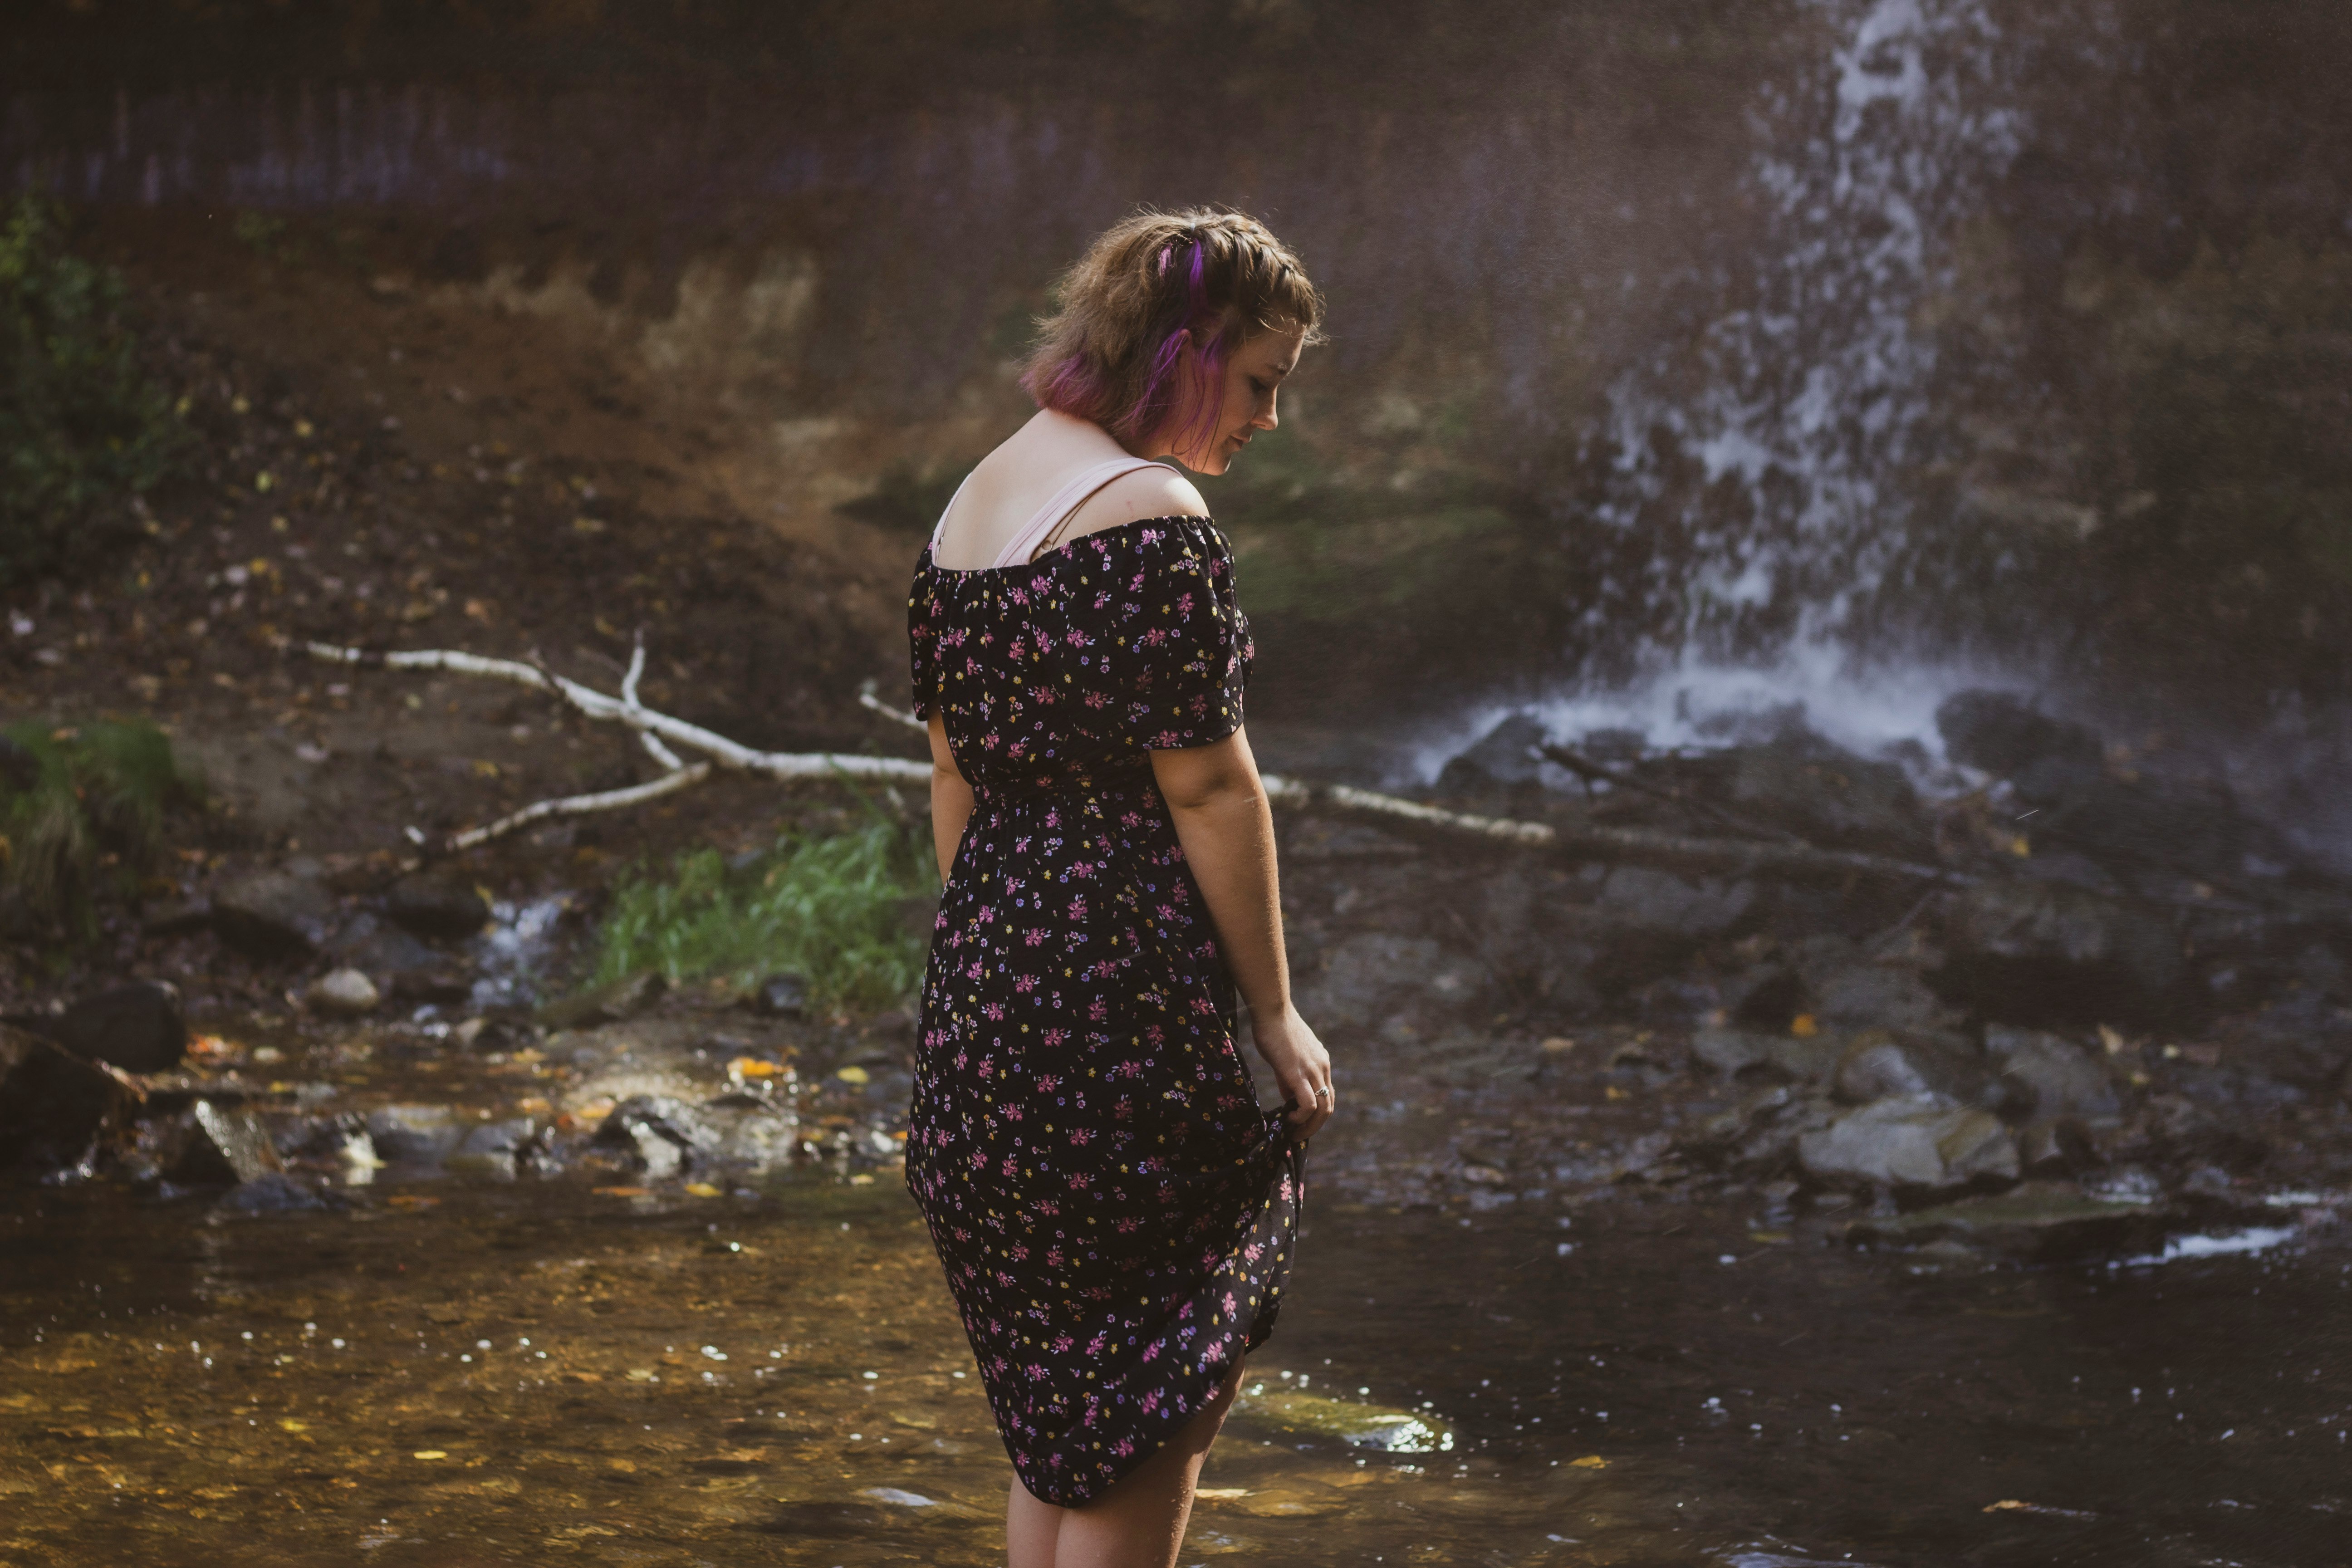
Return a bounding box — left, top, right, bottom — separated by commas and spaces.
1021, 207, 1324, 449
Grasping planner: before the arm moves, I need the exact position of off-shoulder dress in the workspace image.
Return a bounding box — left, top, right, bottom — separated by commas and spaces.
904, 471, 1303, 1507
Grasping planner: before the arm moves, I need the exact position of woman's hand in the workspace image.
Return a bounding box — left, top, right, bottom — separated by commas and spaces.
1250, 1004, 1334, 1140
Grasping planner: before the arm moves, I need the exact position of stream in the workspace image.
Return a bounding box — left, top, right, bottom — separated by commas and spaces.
5, 1110, 2347, 1566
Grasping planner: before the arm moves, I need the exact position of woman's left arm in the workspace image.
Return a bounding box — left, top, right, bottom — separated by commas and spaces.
928, 714, 975, 884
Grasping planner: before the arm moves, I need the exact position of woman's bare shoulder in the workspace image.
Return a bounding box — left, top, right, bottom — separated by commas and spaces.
1060, 465, 1211, 541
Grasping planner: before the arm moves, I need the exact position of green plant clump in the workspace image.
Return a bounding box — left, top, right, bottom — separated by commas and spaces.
588, 815, 934, 1014
0, 196, 187, 585
0, 718, 200, 942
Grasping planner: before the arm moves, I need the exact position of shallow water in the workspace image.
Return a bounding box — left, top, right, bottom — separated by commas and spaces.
5, 1169, 2346, 1566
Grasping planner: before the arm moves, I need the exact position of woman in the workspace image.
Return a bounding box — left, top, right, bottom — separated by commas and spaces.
905, 207, 1336, 1568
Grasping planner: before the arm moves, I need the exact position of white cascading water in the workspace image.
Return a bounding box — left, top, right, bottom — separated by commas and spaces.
1423, 0, 2032, 779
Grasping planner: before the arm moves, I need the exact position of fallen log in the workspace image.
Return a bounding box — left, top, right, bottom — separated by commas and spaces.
309, 640, 1976, 884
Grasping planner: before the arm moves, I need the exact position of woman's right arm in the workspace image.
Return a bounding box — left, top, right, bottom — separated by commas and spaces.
928, 713, 975, 884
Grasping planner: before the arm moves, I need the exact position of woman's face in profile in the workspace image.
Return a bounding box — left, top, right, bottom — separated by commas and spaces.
1165, 325, 1305, 475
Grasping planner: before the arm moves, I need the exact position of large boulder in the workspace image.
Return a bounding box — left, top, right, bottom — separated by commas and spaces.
1798, 1097, 2020, 1191
212, 869, 339, 959
1941, 879, 2183, 1025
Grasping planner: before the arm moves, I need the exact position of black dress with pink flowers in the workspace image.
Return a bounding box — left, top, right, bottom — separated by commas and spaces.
904, 514, 1303, 1507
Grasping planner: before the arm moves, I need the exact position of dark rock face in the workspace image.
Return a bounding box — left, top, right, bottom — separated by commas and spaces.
43, 981, 186, 1073
0, 1024, 136, 1171
211, 870, 340, 959
385, 874, 492, 940
1940, 879, 2183, 1025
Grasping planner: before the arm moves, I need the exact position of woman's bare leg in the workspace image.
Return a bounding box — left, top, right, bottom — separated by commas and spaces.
1046, 1357, 1247, 1568
1007, 1474, 1065, 1568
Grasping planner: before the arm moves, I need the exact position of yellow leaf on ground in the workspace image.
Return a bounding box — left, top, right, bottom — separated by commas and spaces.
1789, 1014, 1819, 1038
835, 1065, 871, 1085
1570, 1455, 1609, 1469
412, 1450, 447, 1461
684, 1183, 723, 1198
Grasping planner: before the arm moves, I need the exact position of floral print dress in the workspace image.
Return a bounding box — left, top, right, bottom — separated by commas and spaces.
905, 514, 1303, 1507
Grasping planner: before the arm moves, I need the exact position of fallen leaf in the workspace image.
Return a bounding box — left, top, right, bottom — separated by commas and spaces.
1570, 1455, 1608, 1469
835, 1065, 871, 1085
684, 1183, 723, 1198
412, 1450, 447, 1461
1789, 1014, 1819, 1039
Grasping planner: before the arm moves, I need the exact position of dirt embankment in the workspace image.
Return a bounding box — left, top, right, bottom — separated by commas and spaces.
0, 213, 938, 1009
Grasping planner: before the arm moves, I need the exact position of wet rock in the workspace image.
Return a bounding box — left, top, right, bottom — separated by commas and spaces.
1594, 867, 1756, 941
1842, 1180, 2171, 1261
139, 896, 213, 936
2015, 1116, 2104, 1175
593, 1093, 721, 1178
385, 872, 491, 939
1727, 733, 1926, 853
1808, 963, 1957, 1034
330, 915, 472, 1000
1437, 712, 1548, 792
1798, 1097, 2019, 1192
447, 1117, 539, 1178
1303, 933, 1484, 1030
364, 1105, 467, 1166
1834, 1030, 2009, 1113
211, 868, 340, 959
747, 973, 808, 1018
305, 967, 381, 1018
216, 1171, 328, 1212
539, 970, 668, 1029
0, 1024, 139, 1171
44, 981, 186, 1073
1691, 1027, 1775, 1077
167, 1100, 285, 1185
1936, 691, 2102, 783
1941, 879, 2183, 1024
1984, 1024, 2122, 1123
1231, 1389, 1454, 1454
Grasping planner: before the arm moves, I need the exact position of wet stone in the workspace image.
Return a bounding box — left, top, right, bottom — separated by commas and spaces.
0, 1024, 135, 1171
1834, 1030, 2009, 1114
365, 1105, 468, 1167
1984, 1024, 2123, 1123
305, 966, 381, 1018
211, 868, 340, 959
169, 1100, 285, 1186
385, 872, 492, 939
539, 970, 667, 1029
1798, 1097, 2020, 1192
1842, 1179, 2174, 1261
1594, 866, 1756, 941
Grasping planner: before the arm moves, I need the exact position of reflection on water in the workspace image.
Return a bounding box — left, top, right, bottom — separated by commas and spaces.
4, 1172, 2345, 1565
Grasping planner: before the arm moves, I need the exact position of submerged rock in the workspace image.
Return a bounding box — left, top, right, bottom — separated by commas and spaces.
1230, 1388, 1454, 1454
1842, 1180, 2172, 1261
365, 1105, 468, 1166
1798, 1097, 2019, 1191
167, 1100, 285, 1185
447, 1117, 540, 1178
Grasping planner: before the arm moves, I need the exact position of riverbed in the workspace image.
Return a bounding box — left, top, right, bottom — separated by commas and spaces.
6, 1140, 2346, 1566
